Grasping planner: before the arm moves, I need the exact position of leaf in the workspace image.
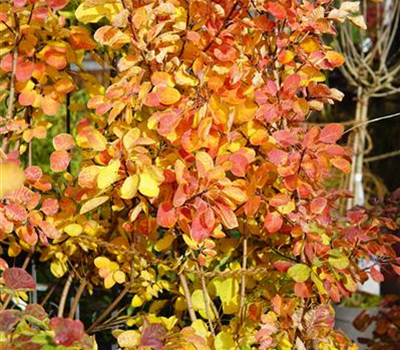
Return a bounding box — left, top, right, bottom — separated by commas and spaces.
264, 2, 287, 20
214, 201, 238, 229
120, 174, 140, 199
310, 198, 327, 214
140, 320, 167, 350
287, 264, 311, 283
349, 15, 367, 30
97, 160, 121, 189
0, 162, 25, 199
154, 85, 181, 105
264, 212, 283, 233
80, 196, 109, 214
155, 234, 175, 252
328, 249, 349, 270
118, 330, 140, 348
50, 318, 85, 346
64, 223, 83, 237
75, 2, 123, 24
157, 202, 177, 228
41, 96, 60, 116
139, 167, 164, 197
331, 157, 351, 173
39, 221, 61, 239
196, 151, 214, 178
53, 133, 74, 151
319, 123, 344, 143
370, 266, 384, 283
214, 331, 235, 350
41, 198, 59, 215
3, 268, 36, 291
325, 51, 345, 68
50, 150, 71, 172
0, 310, 20, 332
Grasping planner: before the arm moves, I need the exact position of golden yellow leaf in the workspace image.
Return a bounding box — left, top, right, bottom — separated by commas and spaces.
50, 260, 68, 278
131, 295, 144, 307
0, 162, 25, 198
214, 332, 235, 350
64, 223, 83, 237
120, 174, 140, 199
80, 196, 109, 214
118, 331, 140, 348
138, 166, 164, 197
155, 234, 175, 252
97, 160, 120, 189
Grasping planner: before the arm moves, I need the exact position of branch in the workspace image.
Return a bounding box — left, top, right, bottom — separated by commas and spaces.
57, 271, 74, 317
199, 265, 215, 336
179, 273, 197, 323
87, 286, 129, 333
364, 149, 400, 163
344, 111, 400, 134
68, 277, 87, 319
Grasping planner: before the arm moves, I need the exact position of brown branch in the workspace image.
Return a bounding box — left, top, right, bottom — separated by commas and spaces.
179, 273, 197, 323
87, 286, 129, 333
57, 271, 74, 317
364, 149, 400, 163
239, 238, 248, 324
68, 277, 87, 319
199, 265, 215, 336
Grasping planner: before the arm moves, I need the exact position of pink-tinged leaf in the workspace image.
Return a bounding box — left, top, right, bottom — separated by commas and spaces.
41, 198, 59, 215
310, 198, 327, 214
370, 266, 384, 283
319, 124, 344, 143
12, 0, 26, 7
140, 320, 167, 350
264, 212, 283, 233
0, 53, 14, 71
157, 202, 177, 228
264, 2, 287, 20
3, 268, 36, 291
244, 195, 261, 217
41, 96, 60, 116
268, 149, 288, 166
53, 133, 74, 151
25, 304, 47, 321
230, 152, 249, 177
50, 150, 71, 172
273, 260, 293, 272
294, 282, 312, 298
192, 208, 215, 243
281, 74, 301, 98
16, 60, 34, 82
214, 201, 238, 229
0, 212, 14, 233
50, 318, 85, 346
214, 44, 239, 62
269, 193, 290, 207
25, 166, 43, 181
39, 221, 61, 239
48, 0, 69, 10
330, 157, 351, 173
32, 8, 49, 20
18, 90, 37, 106
0, 258, 8, 270
391, 263, 400, 275
5, 203, 28, 222
0, 310, 20, 332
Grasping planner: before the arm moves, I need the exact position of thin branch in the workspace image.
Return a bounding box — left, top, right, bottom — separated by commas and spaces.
179, 273, 197, 323
87, 286, 129, 333
199, 265, 215, 336
57, 271, 74, 317
364, 149, 400, 163
239, 238, 248, 324
68, 277, 86, 319
344, 111, 400, 134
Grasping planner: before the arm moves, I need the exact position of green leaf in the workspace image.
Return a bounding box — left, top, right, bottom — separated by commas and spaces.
328, 249, 349, 270
287, 264, 311, 283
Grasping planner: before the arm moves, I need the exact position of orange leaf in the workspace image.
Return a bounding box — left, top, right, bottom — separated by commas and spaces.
53, 133, 74, 151
154, 85, 181, 105
50, 150, 71, 172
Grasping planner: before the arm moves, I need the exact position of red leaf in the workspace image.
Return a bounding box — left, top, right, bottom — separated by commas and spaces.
281, 74, 301, 98
269, 193, 290, 207
214, 44, 239, 62
0, 310, 20, 332
230, 152, 250, 177
331, 157, 351, 173
370, 266, 384, 283
264, 2, 287, 20
140, 320, 167, 350
50, 318, 85, 346
3, 268, 36, 291
39, 221, 61, 239
253, 16, 274, 31
0, 212, 14, 233
273, 260, 293, 272
53, 133, 74, 151
25, 166, 43, 181
48, 0, 69, 10
264, 212, 283, 233
50, 150, 71, 172
157, 202, 177, 228
294, 282, 312, 298
5, 203, 28, 222
16, 60, 34, 82
319, 124, 344, 143
310, 198, 327, 214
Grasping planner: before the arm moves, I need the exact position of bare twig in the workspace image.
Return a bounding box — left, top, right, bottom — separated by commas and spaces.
179, 273, 197, 323
199, 265, 215, 336
68, 277, 87, 319
58, 271, 74, 317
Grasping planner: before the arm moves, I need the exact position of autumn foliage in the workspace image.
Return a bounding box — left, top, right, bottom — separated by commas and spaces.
0, 0, 399, 349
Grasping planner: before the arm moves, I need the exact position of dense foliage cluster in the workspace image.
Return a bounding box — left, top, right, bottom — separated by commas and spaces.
0, 0, 399, 349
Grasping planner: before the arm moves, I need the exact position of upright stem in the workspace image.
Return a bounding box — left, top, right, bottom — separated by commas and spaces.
87, 286, 129, 333
68, 277, 86, 319
58, 272, 74, 317
239, 238, 248, 323
199, 266, 215, 336
6, 37, 19, 120
179, 273, 197, 323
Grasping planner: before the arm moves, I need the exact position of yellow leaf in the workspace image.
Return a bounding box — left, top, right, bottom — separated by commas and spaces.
104, 274, 116, 289
80, 196, 109, 214
154, 85, 181, 105
214, 332, 235, 350
213, 277, 240, 314
0, 162, 25, 198
118, 330, 141, 348
139, 166, 164, 197
94, 256, 110, 268
155, 234, 175, 252
113, 270, 126, 284
97, 160, 120, 189
50, 260, 68, 278
120, 174, 140, 199
64, 223, 83, 237
195, 151, 214, 177
131, 295, 144, 307
75, 2, 123, 24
